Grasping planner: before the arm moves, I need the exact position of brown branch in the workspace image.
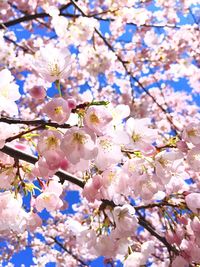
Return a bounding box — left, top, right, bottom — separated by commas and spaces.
0, 116, 72, 128
136, 210, 178, 256
95, 28, 180, 135
135, 202, 179, 210
0, 145, 84, 188
3, 36, 31, 53
0, 3, 73, 29
5, 125, 44, 143
50, 236, 89, 266
100, 199, 178, 256
69, 0, 180, 135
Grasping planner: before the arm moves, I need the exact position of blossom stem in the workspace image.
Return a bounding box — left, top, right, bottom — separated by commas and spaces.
55, 80, 62, 97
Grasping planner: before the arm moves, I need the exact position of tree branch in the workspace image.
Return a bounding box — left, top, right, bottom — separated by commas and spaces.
0, 116, 72, 128
69, 0, 181, 135
136, 210, 177, 255
0, 3, 73, 29
100, 199, 178, 255
0, 145, 84, 188
51, 236, 89, 266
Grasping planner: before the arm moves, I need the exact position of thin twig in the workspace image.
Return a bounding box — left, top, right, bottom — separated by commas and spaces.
51, 237, 89, 266
0, 116, 72, 128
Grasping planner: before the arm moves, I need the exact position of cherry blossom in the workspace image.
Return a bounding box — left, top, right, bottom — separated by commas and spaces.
33, 45, 73, 83
0, 0, 200, 266
35, 179, 63, 212
61, 127, 98, 164
0, 69, 20, 115
42, 97, 73, 124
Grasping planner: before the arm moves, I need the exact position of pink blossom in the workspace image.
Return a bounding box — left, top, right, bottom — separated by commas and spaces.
37, 129, 62, 155
33, 45, 72, 83
124, 241, 154, 267
35, 192, 63, 212
155, 150, 184, 184
35, 180, 63, 212
61, 127, 98, 164
125, 117, 158, 152
182, 122, 200, 145
0, 69, 20, 115
0, 191, 27, 233
186, 146, 200, 172
29, 86, 46, 99
82, 175, 103, 202
42, 97, 72, 124
26, 212, 42, 232
43, 150, 65, 170
112, 204, 138, 234
124, 252, 143, 267
185, 193, 200, 214
83, 105, 113, 135
95, 136, 123, 170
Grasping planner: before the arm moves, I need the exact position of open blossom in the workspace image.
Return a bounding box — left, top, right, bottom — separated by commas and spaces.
124, 241, 155, 267
33, 45, 73, 83
35, 180, 63, 212
42, 97, 73, 124
112, 205, 138, 234
185, 193, 200, 214
182, 122, 200, 145
122, 158, 159, 200
82, 174, 103, 202
0, 69, 20, 115
37, 129, 62, 155
94, 136, 123, 170
61, 127, 98, 164
155, 150, 184, 184
0, 191, 27, 233
83, 106, 113, 135
125, 117, 158, 152
186, 146, 200, 172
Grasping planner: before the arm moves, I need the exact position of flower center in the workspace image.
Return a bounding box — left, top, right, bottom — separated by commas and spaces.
73, 133, 86, 144
132, 133, 141, 142
54, 106, 63, 114
49, 61, 61, 77
99, 139, 112, 151
188, 129, 197, 137
90, 113, 100, 124
46, 136, 59, 149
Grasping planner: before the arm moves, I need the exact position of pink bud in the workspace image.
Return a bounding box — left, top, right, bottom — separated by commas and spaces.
29, 86, 46, 99
92, 175, 103, 190
59, 158, 70, 170
67, 98, 76, 109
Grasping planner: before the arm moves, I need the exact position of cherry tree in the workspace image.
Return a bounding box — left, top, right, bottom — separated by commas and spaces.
0, 0, 200, 266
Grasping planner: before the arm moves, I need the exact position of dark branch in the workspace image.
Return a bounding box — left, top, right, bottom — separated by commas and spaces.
100, 199, 178, 255
136, 210, 178, 255
0, 116, 72, 128
0, 145, 84, 188
52, 237, 89, 266
0, 3, 73, 29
